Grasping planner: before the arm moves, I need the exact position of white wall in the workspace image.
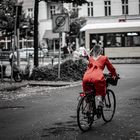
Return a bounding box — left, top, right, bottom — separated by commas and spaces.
111, 0, 122, 16
79, 3, 88, 17
22, 0, 34, 11
94, 0, 104, 17
37, 0, 140, 42
105, 47, 140, 58
129, 0, 139, 15
39, 20, 52, 40
39, 1, 47, 20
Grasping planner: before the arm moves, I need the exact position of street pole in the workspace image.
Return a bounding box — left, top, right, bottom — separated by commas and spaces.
11, 5, 19, 83
14, 4, 22, 68
17, 27, 20, 67
34, 0, 39, 67
58, 32, 62, 79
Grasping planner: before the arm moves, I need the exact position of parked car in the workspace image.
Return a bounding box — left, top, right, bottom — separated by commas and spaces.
31, 49, 45, 58
19, 48, 46, 59
19, 48, 34, 59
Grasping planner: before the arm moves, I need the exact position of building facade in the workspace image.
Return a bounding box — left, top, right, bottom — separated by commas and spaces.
1, 0, 140, 58
37, 0, 140, 58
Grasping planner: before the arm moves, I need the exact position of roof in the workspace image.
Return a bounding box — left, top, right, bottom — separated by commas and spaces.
43, 30, 59, 39
80, 21, 140, 33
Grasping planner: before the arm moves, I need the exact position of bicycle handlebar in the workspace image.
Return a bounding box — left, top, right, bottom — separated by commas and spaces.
104, 73, 120, 86
104, 73, 120, 79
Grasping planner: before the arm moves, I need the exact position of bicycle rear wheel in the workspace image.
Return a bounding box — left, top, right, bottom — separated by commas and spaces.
77, 94, 94, 132
102, 89, 116, 122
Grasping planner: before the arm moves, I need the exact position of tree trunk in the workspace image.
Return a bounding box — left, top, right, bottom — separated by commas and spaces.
34, 0, 39, 67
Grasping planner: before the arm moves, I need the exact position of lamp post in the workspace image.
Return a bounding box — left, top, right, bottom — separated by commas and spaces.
14, 1, 23, 67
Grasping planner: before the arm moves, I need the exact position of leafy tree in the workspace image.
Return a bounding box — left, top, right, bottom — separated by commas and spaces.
34, 0, 88, 67
0, 0, 33, 50
20, 16, 34, 39
69, 11, 86, 38
0, 0, 16, 35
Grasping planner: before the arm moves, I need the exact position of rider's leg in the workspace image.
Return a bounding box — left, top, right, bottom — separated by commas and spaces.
96, 95, 104, 107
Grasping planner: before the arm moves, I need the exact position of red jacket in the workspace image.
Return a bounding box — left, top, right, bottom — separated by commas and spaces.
82, 55, 117, 96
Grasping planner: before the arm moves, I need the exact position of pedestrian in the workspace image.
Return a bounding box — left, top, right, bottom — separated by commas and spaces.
91, 39, 97, 47
82, 44, 118, 107
71, 42, 76, 52
68, 42, 73, 54
9, 52, 19, 72
62, 44, 69, 59
73, 49, 80, 60
78, 43, 88, 58
9, 51, 17, 66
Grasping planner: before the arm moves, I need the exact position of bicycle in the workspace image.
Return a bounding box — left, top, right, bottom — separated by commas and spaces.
77, 73, 120, 132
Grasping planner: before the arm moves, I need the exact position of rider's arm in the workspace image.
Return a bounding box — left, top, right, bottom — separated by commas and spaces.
87, 57, 93, 70
105, 56, 117, 77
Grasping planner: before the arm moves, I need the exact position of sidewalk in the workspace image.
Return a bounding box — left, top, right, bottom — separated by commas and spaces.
0, 80, 82, 91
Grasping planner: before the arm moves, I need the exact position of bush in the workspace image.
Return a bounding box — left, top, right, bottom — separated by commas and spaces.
30, 58, 87, 81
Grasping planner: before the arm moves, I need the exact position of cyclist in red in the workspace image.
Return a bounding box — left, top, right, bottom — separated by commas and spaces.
82, 44, 117, 106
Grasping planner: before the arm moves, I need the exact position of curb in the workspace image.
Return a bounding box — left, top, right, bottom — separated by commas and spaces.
0, 81, 82, 91
0, 83, 29, 91
29, 82, 70, 87
28, 81, 82, 88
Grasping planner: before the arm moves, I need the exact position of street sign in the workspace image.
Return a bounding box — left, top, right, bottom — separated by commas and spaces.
52, 13, 69, 33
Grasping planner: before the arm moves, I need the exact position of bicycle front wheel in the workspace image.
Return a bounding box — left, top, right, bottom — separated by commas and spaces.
77, 95, 94, 132
102, 89, 116, 122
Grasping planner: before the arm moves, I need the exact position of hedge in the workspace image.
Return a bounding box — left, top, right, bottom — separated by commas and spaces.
30, 58, 87, 81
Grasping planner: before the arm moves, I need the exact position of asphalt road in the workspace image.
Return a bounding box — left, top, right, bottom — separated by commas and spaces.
0, 64, 140, 140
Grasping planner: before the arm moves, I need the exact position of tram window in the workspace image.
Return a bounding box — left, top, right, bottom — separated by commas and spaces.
106, 33, 140, 47
125, 35, 140, 47
133, 36, 140, 46
106, 33, 121, 47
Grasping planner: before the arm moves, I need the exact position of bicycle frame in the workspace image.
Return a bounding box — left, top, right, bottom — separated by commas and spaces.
77, 75, 119, 132
79, 90, 98, 116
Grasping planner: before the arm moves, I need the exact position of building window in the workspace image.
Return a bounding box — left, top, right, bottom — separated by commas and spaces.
50, 5, 56, 19
71, 3, 78, 17
72, 3, 78, 13
87, 2, 93, 17
121, 0, 128, 15
27, 8, 33, 18
104, 1, 111, 16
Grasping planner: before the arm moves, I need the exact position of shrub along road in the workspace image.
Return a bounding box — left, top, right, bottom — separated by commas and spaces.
0, 64, 140, 140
